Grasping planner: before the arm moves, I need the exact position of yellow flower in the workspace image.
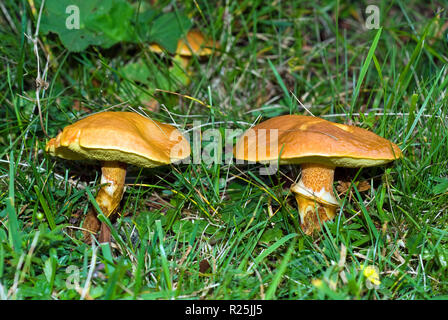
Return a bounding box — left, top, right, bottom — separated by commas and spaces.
311, 279, 323, 288
360, 264, 381, 288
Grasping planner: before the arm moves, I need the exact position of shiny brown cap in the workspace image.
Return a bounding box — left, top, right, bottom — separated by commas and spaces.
149, 30, 219, 56
234, 115, 402, 167
46, 112, 190, 168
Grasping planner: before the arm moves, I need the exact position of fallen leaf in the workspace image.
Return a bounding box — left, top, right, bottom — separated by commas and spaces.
199, 259, 211, 273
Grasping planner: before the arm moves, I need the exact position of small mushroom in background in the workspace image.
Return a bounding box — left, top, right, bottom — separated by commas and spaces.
149, 29, 220, 85
234, 114, 402, 235
46, 111, 190, 243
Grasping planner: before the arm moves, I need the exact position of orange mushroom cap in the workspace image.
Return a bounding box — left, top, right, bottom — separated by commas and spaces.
149, 29, 219, 57
234, 114, 402, 167
46, 111, 190, 168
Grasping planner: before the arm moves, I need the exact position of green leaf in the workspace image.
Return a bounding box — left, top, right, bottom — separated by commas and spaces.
39, 0, 135, 52
135, 211, 166, 230
172, 219, 208, 243
121, 59, 155, 85
433, 178, 448, 195
38, 0, 191, 53
141, 12, 192, 53
43, 258, 54, 284
260, 225, 284, 244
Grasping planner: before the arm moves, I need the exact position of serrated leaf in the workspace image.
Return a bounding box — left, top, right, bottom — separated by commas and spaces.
39, 0, 135, 52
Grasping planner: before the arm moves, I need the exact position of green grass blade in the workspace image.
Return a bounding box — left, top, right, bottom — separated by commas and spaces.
350, 27, 382, 117
251, 233, 297, 270
156, 219, 172, 292
265, 238, 296, 299
403, 66, 445, 144
6, 150, 22, 254
33, 185, 56, 230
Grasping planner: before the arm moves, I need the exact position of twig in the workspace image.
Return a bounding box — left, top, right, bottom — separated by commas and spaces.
81, 243, 98, 300
25, 0, 50, 138
0, 1, 17, 33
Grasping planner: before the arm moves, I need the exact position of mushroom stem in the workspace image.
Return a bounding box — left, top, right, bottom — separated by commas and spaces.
83, 161, 127, 243
290, 163, 339, 235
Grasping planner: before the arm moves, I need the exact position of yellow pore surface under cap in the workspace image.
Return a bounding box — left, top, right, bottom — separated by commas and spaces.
234, 115, 402, 168
45, 111, 190, 168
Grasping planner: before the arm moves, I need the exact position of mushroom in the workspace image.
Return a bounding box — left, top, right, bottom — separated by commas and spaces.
234, 114, 402, 235
149, 29, 220, 84
46, 111, 190, 243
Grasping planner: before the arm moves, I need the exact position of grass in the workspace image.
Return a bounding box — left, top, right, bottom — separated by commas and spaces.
1, 0, 448, 300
